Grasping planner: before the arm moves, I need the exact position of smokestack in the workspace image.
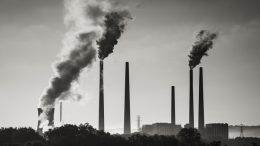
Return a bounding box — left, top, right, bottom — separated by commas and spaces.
97, 11, 131, 131
37, 108, 54, 133
198, 67, 205, 133
99, 60, 104, 131
189, 69, 194, 128
171, 86, 175, 125
124, 62, 131, 134
60, 102, 62, 123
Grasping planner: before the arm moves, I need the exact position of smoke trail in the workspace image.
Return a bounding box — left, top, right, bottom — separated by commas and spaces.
96, 4, 131, 131
38, 0, 110, 131
97, 10, 131, 60
188, 30, 218, 69
38, 0, 132, 132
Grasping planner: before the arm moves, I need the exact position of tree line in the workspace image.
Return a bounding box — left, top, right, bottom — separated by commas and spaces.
0, 123, 257, 146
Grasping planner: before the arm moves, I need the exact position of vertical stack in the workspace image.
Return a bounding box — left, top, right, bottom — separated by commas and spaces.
99, 60, 104, 131
189, 69, 194, 128
171, 86, 175, 125
124, 62, 131, 134
60, 102, 62, 123
198, 67, 205, 133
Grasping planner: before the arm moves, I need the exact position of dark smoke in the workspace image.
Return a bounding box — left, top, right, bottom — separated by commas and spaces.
40, 32, 97, 107
97, 11, 131, 60
39, 0, 131, 132
188, 30, 218, 69
39, 0, 107, 109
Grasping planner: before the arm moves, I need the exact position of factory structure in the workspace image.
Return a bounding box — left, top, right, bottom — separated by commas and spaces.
141, 86, 182, 136
37, 64, 229, 142
140, 67, 229, 143
37, 108, 55, 134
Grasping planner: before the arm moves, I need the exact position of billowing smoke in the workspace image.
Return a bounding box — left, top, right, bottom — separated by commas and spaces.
188, 30, 218, 69
38, 0, 127, 132
95, 3, 131, 131
97, 11, 131, 60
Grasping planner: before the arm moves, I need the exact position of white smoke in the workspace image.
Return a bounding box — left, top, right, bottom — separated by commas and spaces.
38, 0, 116, 132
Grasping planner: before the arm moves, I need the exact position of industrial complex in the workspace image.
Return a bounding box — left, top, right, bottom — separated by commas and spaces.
37, 63, 229, 143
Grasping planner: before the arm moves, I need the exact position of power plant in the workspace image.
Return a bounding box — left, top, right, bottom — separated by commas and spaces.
36, 62, 229, 143
34, 0, 224, 140
141, 67, 228, 143
36, 29, 220, 138
36, 64, 227, 140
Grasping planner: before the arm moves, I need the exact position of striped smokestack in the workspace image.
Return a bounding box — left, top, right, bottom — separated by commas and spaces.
171, 86, 175, 125
124, 62, 131, 134
99, 60, 104, 131
198, 67, 205, 133
189, 69, 194, 128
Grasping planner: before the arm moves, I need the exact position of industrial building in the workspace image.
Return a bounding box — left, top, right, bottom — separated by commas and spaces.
141, 86, 182, 136
205, 123, 229, 141
142, 123, 182, 136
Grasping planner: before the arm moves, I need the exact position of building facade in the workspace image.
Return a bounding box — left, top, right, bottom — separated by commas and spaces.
205, 123, 229, 141
142, 123, 182, 136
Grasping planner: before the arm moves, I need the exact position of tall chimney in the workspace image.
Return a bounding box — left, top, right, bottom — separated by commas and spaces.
171, 86, 175, 125
189, 69, 194, 128
60, 102, 62, 123
124, 62, 131, 134
198, 67, 205, 133
99, 60, 104, 131
37, 108, 55, 134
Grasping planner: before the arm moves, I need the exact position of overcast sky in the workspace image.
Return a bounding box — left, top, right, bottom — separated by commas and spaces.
0, 0, 260, 133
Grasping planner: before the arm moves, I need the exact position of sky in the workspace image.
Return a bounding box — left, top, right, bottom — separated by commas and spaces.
0, 0, 260, 134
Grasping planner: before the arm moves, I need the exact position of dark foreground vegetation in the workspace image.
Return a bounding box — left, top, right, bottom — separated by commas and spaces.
0, 123, 259, 146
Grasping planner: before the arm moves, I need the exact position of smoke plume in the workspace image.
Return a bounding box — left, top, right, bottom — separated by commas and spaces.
38, 0, 126, 131
188, 30, 218, 69
97, 11, 131, 60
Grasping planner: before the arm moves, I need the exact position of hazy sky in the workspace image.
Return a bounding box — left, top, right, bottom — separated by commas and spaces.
0, 0, 260, 133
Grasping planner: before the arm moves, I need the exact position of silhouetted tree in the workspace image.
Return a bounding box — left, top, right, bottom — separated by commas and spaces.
7, 124, 260, 146
44, 123, 115, 146
129, 134, 179, 146
207, 141, 221, 146
12, 128, 43, 143
0, 127, 17, 144
252, 142, 258, 146
0, 127, 43, 145
177, 128, 202, 146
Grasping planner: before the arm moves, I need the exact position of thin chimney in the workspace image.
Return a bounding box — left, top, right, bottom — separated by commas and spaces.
99, 60, 104, 131
198, 67, 205, 132
124, 62, 131, 134
171, 86, 175, 125
60, 102, 62, 123
189, 69, 194, 128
